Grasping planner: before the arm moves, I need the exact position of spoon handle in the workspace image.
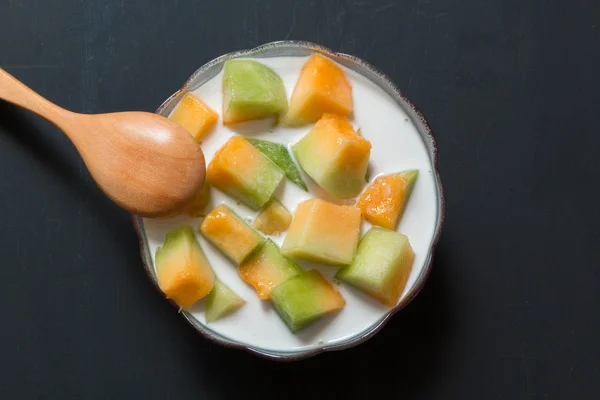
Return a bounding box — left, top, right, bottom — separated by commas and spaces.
0, 68, 70, 124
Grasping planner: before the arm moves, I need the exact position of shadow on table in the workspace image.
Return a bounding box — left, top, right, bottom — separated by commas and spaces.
179, 240, 456, 398
0, 101, 130, 223
0, 100, 135, 255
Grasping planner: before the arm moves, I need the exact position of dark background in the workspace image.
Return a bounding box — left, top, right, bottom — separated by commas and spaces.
0, 0, 599, 398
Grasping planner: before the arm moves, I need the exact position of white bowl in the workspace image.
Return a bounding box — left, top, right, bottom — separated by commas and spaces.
133, 41, 445, 361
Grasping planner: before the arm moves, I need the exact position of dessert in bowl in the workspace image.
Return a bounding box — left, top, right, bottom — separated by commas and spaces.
133, 41, 445, 361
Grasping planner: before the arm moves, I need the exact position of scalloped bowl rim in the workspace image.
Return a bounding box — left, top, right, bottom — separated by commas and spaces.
132, 40, 446, 361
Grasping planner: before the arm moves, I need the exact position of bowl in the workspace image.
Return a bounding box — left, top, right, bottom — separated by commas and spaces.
133, 40, 445, 361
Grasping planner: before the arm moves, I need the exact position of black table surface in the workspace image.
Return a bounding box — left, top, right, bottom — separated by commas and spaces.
1, 0, 599, 398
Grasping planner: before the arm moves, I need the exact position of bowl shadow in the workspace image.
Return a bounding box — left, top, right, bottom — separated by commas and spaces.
170, 241, 455, 398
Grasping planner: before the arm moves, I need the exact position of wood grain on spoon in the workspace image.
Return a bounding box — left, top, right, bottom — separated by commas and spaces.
0, 68, 206, 217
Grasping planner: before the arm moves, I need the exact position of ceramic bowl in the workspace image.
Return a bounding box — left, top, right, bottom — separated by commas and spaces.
133, 41, 445, 361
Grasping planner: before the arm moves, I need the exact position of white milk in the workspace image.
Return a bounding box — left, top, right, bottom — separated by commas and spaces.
141, 56, 439, 353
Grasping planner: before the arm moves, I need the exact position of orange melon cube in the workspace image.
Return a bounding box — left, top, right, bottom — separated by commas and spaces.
155, 225, 215, 308
207, 137, 285, 209
200, 205, 265, 265
252, 199, 292, 235
182, 183, 211, 218
281, 198, 361, 266
239, 240, 302, 300
153, 183, 211, 219
169, 93, 218, 142
282, 54, 353, 126
293, 114, 371, 199
356, 171, 419, 230
270, 270, 345, 332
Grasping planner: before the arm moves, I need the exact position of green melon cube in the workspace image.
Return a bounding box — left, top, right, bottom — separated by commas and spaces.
336, 227, 415, 307
281, 198, 361, 266
270, 270, 345, 333
247, 138, 307, 190
205, 279, 246, 322
200, 204, 265, 265
222, 60, 288, 124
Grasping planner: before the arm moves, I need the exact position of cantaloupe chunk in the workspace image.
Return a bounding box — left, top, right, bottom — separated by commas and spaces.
205, 279, 246, 322
253, 199, 292, 235
154, 183, 211, 219
222, 60, 288, 124
239, 240, 302, 300
207, 136, 285, 209
336, 227, 415, 306
200, 204, 265, 265
183, 183, 211, 218
356, 171, 418, 230
155, 225, 215, 308
282, 54, 353, 126
270, 270, 345, 332
281, 198, 361, 266
169, 93, 218, 142
293, 114, 371, 199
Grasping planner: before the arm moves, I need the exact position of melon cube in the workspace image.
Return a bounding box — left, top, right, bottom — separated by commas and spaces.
222, 60, 288, 125
336, 227, 415, 307
205, 279, 246, 322
356, 170, 418, 230
282, 54, 353, 126
247, 138, 307, 191
253, 198, 292, 235
183, 183, 211, 218
281, 198, 361, 266
200, 204, 265, 265
169, 93, 218, 142
239, 239, 302, 300
153, 183, 211, 219
293, 114, 371, 199
207, 136, 285, 209
270, 270, 345, 333
155, 225, 215, 308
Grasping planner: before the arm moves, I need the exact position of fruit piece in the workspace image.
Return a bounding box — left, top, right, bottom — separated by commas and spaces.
239, 239, 302, 300
183, 183, 211, 217
155, 225, 215, 308
282, 54, 353, 126
169, 93, 218, 142
270, 270, 345, 333
281, 198, 361, 266
293, 114, 371, 199
154, 183, 211, 218
253, 199, 292, 235
207, 136, 285, 209
205, 279, 246, 322
222, 60, 288, 124
336, 227, 415, 307
200, 204, 265, 264
247, 138, 307, 190
356, 171, 418, 230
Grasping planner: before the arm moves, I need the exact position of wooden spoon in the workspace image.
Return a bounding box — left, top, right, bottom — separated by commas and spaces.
0, 68, 206, 217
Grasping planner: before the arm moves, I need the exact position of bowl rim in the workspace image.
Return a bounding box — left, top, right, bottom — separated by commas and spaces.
132, 40, 446, 362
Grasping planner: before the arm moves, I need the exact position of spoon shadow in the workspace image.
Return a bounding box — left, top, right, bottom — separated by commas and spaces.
0, 100, 131, 229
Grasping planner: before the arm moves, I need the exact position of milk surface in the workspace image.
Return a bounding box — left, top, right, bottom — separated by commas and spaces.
142, 56, 440, 353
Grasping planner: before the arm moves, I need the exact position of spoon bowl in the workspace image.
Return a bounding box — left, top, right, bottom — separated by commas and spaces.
0, 68, 206, 217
